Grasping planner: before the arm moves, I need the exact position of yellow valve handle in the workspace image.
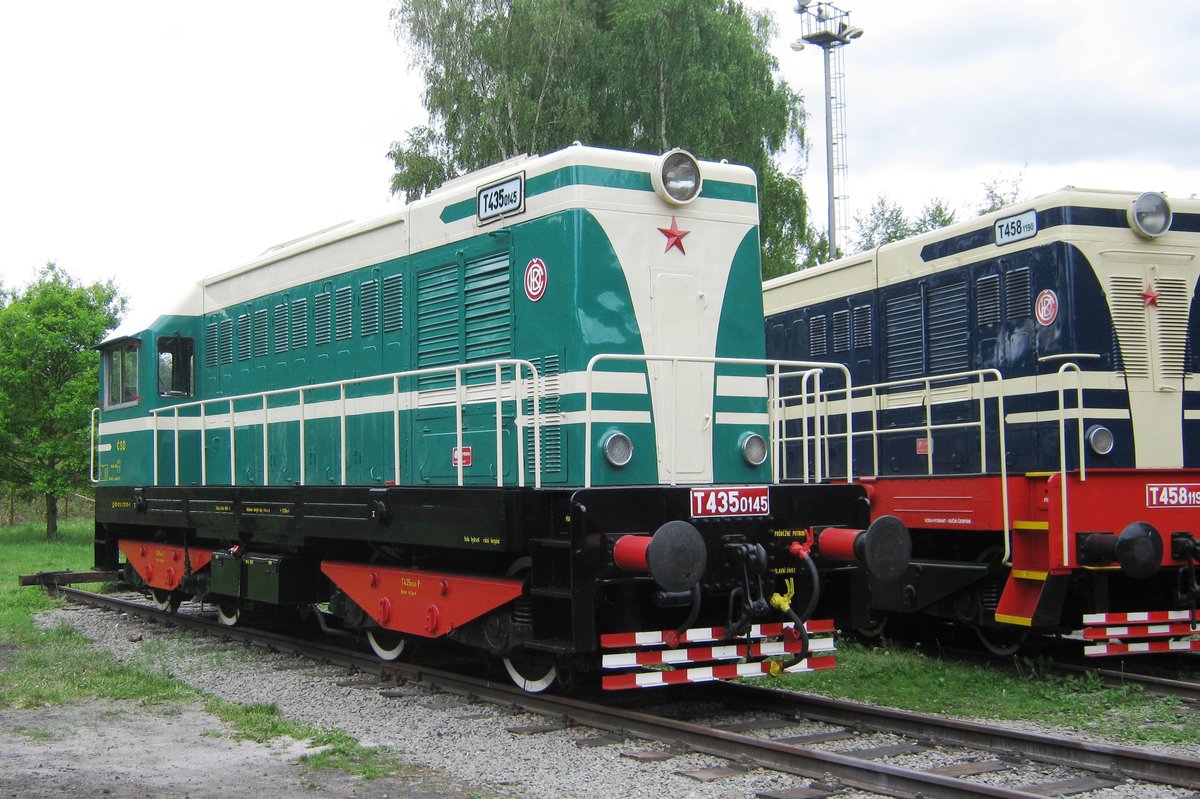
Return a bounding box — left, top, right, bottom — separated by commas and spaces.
769, 577, 795, 613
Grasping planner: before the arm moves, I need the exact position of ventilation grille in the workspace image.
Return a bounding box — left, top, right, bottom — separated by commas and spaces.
525, 353, 563, 475
832, 310, 850, 353
1155, 277, 1190, 382
315, 293, 331, 345
852, 305, 872, 348
273, 304, 289, 354
360, 280, 379, 338
1005, 267, 1030, 319
884, 294, 923, 379
977, 274, 1000, 326
809, 315, 827, 358
1109, 275, 1150, 378
928, 281, 968, 374
205, 323, 218, 368
219, 320, 232, 365
253, 310, 269, 358
383, 274, 404, 332
335, 286, 352, 342
291, 298, 309, 350
416, 262, 460, 373
464, 252, 512, 364
237, 314, 252, 361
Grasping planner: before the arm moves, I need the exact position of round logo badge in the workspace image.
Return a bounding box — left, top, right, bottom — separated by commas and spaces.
1035, 289, 1059, 326
524, 258, 547, 302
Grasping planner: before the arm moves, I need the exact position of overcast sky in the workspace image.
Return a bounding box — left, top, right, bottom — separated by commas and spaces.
2, 1, 1198, 325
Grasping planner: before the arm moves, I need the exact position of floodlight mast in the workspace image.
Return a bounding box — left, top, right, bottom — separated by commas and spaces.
792, 1, 861, 259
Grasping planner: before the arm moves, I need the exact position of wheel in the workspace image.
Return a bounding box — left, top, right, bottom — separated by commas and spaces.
855, 613, 888, 639
150, 588, 182, 613
975, 624, 1026, 656
502, 654, 559, 693
216, 600, 241, 627
366, 628, 409, 661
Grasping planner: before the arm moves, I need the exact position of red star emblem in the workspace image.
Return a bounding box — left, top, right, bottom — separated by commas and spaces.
658, 216, 690, 254
1140, 283, 1159, 308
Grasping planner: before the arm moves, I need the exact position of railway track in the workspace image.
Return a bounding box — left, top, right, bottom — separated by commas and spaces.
54, 587, 1200, 799
909, 636, 1200, 705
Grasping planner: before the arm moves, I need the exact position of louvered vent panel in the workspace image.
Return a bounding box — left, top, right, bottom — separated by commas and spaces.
525, 354, 563, 476
1005, 267, 1030, 319
977, 274, 1000, 325
928, 281, 969, 374
852, 305, 872, 348
205, 323, 218, 368
253, 310, 268, 358
884, 294, 923, 379
219, 320, 233, 365
314, 293, 331, 345
1155, 277, 1189, 382
416, 263, 460, 372
273, 304, 289, 354
334, 286, 353, 342
1109, 275, 1149, 378
291, 298, 309, 349
383, 274, 404, 332
809, 315, 827, 358
832, 310, 850, 353
237, 314, 252, 361
464, 252, 512, 363
360, 280, 379, 338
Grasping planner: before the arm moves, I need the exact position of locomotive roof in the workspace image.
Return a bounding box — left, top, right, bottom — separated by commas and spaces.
99, 145, 758, 347
207, 144, 754, 309
763, 185, 1199, 314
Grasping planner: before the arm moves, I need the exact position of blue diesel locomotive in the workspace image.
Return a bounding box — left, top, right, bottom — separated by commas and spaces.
765, 188, 1199, 655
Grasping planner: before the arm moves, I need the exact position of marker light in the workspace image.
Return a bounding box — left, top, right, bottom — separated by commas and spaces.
1128, 192, 1172, 238
652, 149, 703, 205
602, 431, 633, 467
1085, 425, 1115, 456
740, 432, 768, 466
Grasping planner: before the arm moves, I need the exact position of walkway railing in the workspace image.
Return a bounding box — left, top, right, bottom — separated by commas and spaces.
145, 358, 543, 489
582, 355, 854, 488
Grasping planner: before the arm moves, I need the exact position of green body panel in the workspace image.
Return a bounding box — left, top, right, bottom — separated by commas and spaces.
96, 158, 770, 491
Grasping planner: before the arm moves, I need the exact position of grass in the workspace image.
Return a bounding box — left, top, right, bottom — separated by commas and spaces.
5, 520, 1195, 753
780, 639, 1200, 745
0, 520, 406, 780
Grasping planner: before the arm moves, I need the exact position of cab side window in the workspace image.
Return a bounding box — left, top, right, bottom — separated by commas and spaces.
105, 343, 140, 408
157, 337, 194, 398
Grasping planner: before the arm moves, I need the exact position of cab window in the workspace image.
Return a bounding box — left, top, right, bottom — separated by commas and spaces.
157, 337, 195, 398
105, 343, 140, 408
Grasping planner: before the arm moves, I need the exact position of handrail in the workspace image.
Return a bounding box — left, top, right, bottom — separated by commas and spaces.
582, 354, 853, 489
89, 407, 100, 484
1053, 360, 1088, 567
148, 358, 542, 489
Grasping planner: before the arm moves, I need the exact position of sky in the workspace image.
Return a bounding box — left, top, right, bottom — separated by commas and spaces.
2, 1, 1199, 325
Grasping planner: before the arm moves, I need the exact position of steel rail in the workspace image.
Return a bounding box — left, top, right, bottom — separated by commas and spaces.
714, 681, 1200, 790
55, 588, 1064, 799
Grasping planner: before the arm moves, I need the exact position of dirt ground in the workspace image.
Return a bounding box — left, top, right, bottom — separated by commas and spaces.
0, 699, 483, 799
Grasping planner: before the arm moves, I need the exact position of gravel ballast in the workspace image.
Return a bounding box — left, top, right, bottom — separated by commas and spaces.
31, 603, 1198, 799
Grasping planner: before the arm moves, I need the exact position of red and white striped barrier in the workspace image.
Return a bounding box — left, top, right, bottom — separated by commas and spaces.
1081, 609, 1199, 656
600, 620, 836, 690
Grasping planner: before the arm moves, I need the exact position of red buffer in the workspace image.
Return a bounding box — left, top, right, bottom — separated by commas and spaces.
118, 540, 213, 592
321, 562, 524, 639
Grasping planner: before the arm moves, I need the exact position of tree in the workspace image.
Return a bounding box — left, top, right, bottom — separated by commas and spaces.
388, 0, 812, 278
852, 195, 912, 252
852, 195, 958, 254
977, 168, 1026, 216
0, 264, 124, 538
